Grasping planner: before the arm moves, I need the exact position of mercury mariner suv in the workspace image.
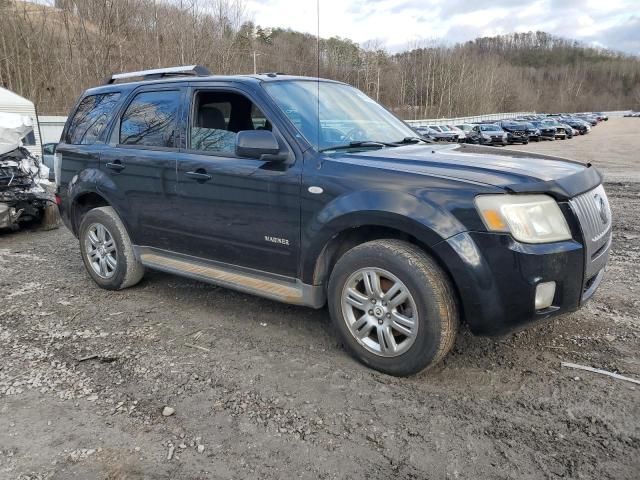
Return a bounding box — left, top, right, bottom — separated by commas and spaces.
55, 66, 612, 376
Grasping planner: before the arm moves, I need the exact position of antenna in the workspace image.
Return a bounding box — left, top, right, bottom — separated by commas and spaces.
316, 0, 320, 150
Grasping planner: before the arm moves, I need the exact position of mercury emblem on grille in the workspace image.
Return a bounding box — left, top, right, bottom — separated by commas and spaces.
594, 193, 608, 224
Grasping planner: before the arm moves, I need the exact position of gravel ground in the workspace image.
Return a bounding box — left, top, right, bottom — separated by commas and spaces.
1, 118, 638, 479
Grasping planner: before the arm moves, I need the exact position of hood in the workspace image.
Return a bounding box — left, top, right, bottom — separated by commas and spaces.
482, 130, 504, 134
330, 143, 601, 199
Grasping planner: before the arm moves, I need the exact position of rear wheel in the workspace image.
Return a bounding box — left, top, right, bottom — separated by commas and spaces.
78, 206, 144, 290
328, 240, 458, 376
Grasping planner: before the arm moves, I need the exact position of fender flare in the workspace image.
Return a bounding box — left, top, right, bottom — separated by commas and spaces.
66, 168, 134, 236
300, 189, 466, 284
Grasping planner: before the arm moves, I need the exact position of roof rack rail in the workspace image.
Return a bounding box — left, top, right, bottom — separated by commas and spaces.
104, 65, 210, 85
259, 72, 287, 77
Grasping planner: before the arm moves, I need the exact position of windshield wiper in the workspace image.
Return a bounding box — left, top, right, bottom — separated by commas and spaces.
394, 136, 431, 145
319, 140, 398, 152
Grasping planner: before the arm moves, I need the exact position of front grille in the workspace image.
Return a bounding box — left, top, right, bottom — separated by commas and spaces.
569, 184, 612, 281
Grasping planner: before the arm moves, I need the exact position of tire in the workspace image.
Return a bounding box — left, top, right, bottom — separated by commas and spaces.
327, 239, 458, 376
523, 140, 529, 145
78, 206, 144, 290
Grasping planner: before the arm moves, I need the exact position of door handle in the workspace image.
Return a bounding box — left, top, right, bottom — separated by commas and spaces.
185, 170, 212, 182
106, 160, 125, 172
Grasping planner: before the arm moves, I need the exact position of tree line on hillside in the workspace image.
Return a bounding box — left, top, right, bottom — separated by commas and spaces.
1, 0, 639, 117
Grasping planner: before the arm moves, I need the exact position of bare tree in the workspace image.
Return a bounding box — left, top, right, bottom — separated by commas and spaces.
1, 1, 638, 115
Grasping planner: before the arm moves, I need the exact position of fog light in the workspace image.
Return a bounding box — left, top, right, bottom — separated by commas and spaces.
535, 281, 556, 310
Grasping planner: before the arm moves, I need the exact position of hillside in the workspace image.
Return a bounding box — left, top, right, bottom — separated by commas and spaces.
0, 0, 638, 116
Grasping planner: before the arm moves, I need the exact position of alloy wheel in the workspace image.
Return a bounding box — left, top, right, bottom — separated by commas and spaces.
341, 267, 418, 357
84, 223, 118, 278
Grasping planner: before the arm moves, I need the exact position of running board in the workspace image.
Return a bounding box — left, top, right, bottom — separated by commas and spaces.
135, 247, 325, 308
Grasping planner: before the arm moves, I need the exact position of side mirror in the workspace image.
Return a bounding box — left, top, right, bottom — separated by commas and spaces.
235, 130, 285, 162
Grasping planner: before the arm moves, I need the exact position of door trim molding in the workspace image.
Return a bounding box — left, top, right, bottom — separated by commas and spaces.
134, 246, 325, 308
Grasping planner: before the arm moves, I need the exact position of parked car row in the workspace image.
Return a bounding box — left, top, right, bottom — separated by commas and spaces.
413, 112, 609, 146
623, 111, 640, 117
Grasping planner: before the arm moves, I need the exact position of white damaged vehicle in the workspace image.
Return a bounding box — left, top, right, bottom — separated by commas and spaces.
0, 113, 51, 230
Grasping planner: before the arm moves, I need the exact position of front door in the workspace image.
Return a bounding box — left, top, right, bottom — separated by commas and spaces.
173, 86, 301, 278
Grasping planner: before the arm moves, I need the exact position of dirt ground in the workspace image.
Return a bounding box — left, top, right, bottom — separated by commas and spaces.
1, 118, 638, 480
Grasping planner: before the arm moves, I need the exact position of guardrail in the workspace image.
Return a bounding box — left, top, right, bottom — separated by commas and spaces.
405, 112, 535, 127
600, 110, 632, 117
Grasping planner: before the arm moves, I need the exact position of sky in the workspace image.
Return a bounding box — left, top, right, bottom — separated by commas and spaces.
245, 0, 640, 55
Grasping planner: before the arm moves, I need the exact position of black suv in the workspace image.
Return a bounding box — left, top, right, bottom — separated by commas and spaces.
498, 121, 529, 144
56, 66, 612, 376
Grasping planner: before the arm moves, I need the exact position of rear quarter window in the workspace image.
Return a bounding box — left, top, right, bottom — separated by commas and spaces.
65, 92, 121, 145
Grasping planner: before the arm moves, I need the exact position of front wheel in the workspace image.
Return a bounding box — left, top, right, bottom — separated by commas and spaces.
327, 240, 458, 376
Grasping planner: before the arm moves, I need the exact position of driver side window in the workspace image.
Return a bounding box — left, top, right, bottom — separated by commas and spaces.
190, 91, 271, 156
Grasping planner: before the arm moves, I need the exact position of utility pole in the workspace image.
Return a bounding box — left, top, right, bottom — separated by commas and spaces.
253, 51, 261, 74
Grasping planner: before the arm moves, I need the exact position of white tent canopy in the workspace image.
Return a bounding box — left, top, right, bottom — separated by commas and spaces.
0, 87, 34, 108
0, 87, 42, 157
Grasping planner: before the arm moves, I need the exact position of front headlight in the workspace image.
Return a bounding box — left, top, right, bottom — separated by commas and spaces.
482, 134, 491, 140
475, 194, 572, 243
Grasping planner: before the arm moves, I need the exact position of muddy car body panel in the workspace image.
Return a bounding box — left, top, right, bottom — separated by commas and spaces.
56, 71, 611, 340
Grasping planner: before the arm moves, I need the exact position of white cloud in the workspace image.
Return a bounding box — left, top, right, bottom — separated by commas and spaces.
244, 0, 640, 54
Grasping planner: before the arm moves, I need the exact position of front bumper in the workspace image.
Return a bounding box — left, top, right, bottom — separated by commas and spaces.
480, 137, 507, 146
434, 186, 611, 335
434, 232, 589, 335
506, 132, 528, 143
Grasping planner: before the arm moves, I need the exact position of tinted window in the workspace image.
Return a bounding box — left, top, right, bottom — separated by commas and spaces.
120, 91, 180, 147
22, 130, 36, 146
43, 143, 56, 154
66, 93, 121, 144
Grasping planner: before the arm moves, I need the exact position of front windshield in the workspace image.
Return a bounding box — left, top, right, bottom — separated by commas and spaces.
480, 124, 502, 132
263, 80, 417, 151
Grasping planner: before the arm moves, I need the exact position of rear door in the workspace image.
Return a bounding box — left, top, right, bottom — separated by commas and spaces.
99, 86, 185, 250
57, 92, 123, 189
172, 84, 301, 278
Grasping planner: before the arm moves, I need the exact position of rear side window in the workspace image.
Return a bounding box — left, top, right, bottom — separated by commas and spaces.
120, 90, 180, 148
65, 93, 121, 144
